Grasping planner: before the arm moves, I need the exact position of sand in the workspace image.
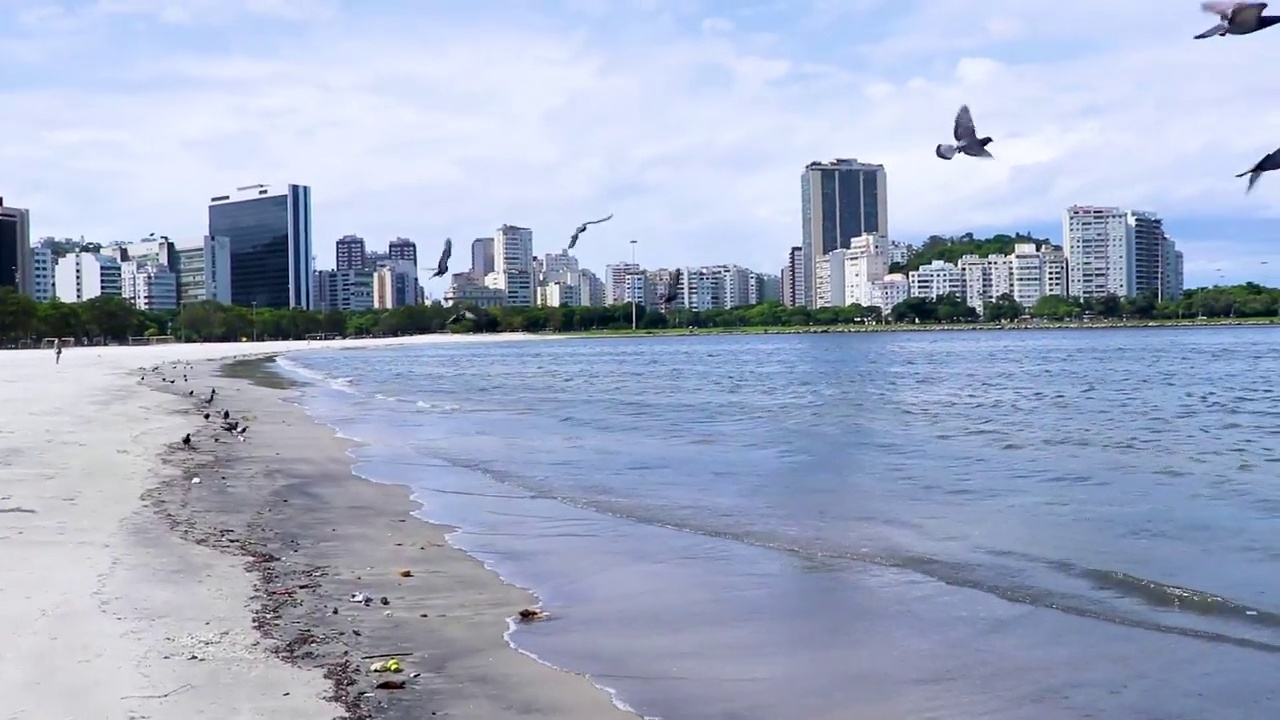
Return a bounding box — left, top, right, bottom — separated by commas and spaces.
0, 335, 637, 720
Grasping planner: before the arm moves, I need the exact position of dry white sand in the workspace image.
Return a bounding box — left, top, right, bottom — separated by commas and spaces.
0, 334, 546, 720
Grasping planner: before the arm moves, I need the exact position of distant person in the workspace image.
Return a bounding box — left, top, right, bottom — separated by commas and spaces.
53, 338, 63, 365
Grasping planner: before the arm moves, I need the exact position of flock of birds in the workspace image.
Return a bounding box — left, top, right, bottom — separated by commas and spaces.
940, 2, 1280, 193
426, 212, 680, 321
140, 365, 250, 450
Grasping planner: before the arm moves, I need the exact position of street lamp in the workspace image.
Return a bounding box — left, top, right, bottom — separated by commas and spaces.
251, 301, 258, 342
630, 240, 638, 331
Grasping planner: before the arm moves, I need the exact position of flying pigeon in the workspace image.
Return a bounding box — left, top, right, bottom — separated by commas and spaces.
1236, 146, 1280, 193
661, 269, 681, 307
936, 105, 993, 160
568, 214, 614, 250
447, 309, 477, 325
430, 238, 452, 279
1195, 2, 1280, 38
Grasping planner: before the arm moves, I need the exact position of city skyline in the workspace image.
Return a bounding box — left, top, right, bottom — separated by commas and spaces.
4, 2, 1280, 289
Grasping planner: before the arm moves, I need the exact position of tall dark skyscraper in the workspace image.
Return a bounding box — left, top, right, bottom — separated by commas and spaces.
0, 199, 32, 296
335, 235, 367, 271
800, 159, 887, 308
388, 237, 418, 267
208, 183, 314, 309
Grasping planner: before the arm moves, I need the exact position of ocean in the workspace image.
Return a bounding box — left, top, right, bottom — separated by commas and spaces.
275, 328, 1280, 720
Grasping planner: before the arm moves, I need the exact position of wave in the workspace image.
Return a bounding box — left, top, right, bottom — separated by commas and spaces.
425, 452, 1280, 655
274, 356, 358, 394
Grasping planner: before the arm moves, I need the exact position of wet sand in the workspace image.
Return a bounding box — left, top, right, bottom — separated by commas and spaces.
143, 354, 637, 718
0, 336, 630, 720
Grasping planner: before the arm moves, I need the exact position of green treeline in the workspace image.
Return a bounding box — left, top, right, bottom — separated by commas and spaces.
0, 283, 1277, 346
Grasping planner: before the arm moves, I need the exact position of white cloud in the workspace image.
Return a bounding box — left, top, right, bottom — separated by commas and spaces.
3, 0, 1280, 284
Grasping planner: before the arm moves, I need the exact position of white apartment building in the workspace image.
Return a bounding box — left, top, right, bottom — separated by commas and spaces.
605, 262, 639, 304
908, 259, 963, 300
444, 284, 506, 308
812, 234, 890, 308
887, 241, 912, 265
121, 260, 179, 310
1063, 205, 1177, 299
174, 235, 232, 304
31, 246, 54, 302
682, 266, 726, 311
870, 273, 910, 310
541, 250, 579, 277
313, 269, 374, 312
55, 252, 122, 302
537, 280, 581, 307
485, 269, 533, 307
814, 250, 846, 307
718, 264, 755, 308
957, 243, 1067, 311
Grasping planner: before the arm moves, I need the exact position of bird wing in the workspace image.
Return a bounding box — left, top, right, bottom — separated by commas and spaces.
1247, 170, 1263, 193
1194, 21, 1228, 37
1234, 2, 1267, 23
972, 146, 994, 159
953, 105, 979, 143
936, 143, 958, 160
583, 213, 614, 227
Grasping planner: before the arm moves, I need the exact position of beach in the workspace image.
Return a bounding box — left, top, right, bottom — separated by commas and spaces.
0, 334, 635, 720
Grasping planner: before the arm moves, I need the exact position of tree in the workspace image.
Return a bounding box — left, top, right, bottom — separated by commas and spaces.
0, 287, 38, 342
1031, 295, 1079, 320
983, 293, 1023, 323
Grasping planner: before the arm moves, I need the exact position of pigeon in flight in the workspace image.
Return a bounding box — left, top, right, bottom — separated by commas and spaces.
661, 269, 681, 308
935, 105, 994, 160
1236, 146, 1280, 193
1195, 1, 1280, 38
568, 214, 614, 250
447, 309, 477, 325
430, 238, 452, 279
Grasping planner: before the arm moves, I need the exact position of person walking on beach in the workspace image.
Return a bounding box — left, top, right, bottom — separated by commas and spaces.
53, 338, 62, 365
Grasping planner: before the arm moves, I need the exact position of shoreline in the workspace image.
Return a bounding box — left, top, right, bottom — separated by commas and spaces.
141, 352, 640, 719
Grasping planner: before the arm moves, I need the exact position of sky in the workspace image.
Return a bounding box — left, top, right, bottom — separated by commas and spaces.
4, 0, 1280, 292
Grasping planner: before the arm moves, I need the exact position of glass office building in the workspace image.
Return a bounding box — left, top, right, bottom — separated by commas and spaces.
799, 159, 887, 308
207, 184, 313, 309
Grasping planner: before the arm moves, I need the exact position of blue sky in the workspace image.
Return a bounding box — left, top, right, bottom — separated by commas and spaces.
3, 0, 1280, 291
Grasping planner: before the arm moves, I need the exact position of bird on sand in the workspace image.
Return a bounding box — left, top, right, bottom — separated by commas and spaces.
203, 412, 211, 421
222, 409, 230, 421
181, 433, 192, 449
430, 238, 452, 279
568, 214, 614, 250
1236, 146, 1280, 192
936, 105, 994, 160
661, 269, 681, 308
1195, 2, 1280, 38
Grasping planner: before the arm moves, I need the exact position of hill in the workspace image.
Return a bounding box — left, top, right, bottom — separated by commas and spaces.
893, 232, 1054, 273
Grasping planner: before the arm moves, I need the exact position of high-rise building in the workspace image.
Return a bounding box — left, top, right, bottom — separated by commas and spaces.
483, 225, 534, 307
471, 237, 495, 279
782, 246, 803, 307
1063, 206, 1173, 300
174, 236, 233, 305
120, 260, 179, 310
313, 269, 375, 312
606, 262, 639, 304
55, 252, 122, 302
908, 260, 963, 300
371, 258, 418, 309
335, 235, 367, 271
800, 159, 888, 308
1161, 236, 1184, 302
578, 269, 606, 307
208, 183, 314, 309
0, 199, 33, 297
31, 246, 53, 302
388, 237, 418, 267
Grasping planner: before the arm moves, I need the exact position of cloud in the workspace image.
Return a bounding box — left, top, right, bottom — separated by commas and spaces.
2, 0, 1280, 287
